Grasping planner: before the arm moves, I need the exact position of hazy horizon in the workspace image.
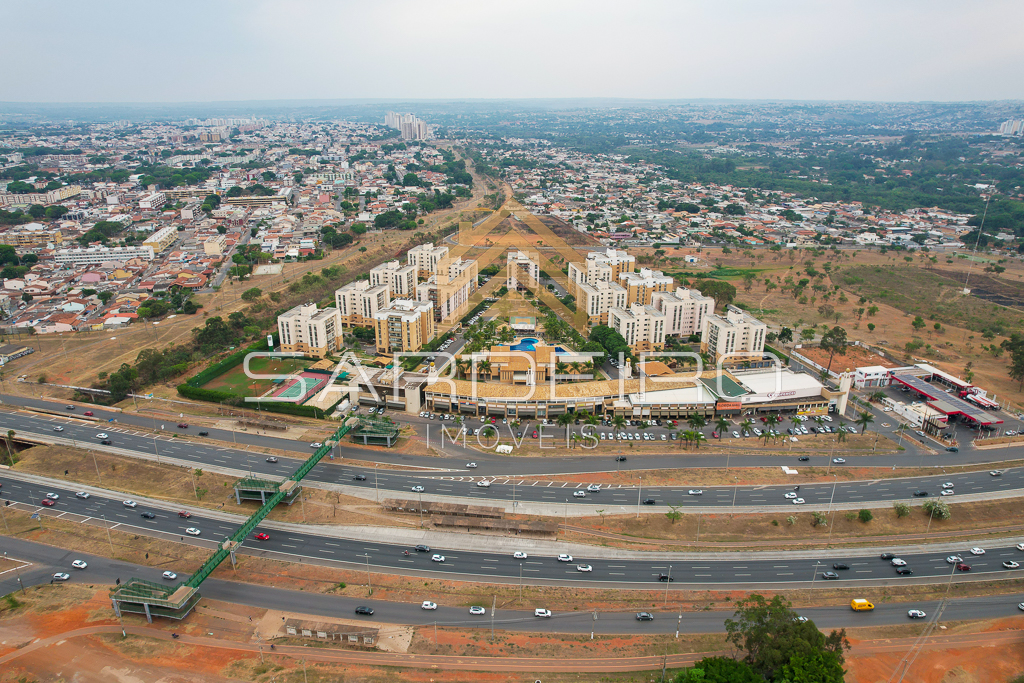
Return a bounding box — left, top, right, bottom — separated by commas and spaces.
2, 0, 1023, 104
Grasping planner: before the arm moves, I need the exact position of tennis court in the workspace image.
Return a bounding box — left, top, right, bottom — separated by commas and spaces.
271, 371, 330, 404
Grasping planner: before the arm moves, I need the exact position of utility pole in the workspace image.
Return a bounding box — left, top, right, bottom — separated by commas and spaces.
664, 565, 672, 605
826, 474, 838, 549
490, 595, 496, 641
361, 553, 372, 595
636, 476, 642, 518
102, 514, 114, 554
591, 610, 596, 640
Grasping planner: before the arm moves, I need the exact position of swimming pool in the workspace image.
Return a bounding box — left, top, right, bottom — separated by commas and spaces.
509, 337, 569, 354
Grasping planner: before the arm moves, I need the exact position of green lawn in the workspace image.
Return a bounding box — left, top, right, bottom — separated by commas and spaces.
203, 356, 311, 397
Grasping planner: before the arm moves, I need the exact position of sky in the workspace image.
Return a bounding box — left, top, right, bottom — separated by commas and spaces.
3, 0, 1023, 103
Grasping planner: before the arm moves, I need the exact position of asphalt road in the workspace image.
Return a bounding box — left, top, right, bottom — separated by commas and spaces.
3, 536, 1023, 634
5, 475, 1024, 588
4, 409, 1024, 511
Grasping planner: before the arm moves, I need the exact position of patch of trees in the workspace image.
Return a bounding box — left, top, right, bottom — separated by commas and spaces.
5, 181, 36, 194
78, 220, 127, 245
589, 325, 632, 362
136, 164, 213, 189
321, 224, 353, 248
225, 184, 276, 198
691, 279, 737, 309
374, 211, 416, 230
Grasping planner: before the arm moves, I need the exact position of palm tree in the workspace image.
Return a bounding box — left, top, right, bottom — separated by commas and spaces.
682, 429, 697, 450
764, 414, 780, 443
813, 416, 826, 434
740, 418, 753, 436
855, 411, 875, 435
456, 359, 470, 378
676, 430, 685, 448
556, 412, 574, 440
691, 430, 705, 450
478, 360, 492, 379
836, 422, 848, 443
687, 414, 707, 432
868, 390, 886, 404
612, 415, 626, 431
584, 413, 599, 427
715, 416, 730, 439
570, 361, 584, 377
556, 361, 568, 379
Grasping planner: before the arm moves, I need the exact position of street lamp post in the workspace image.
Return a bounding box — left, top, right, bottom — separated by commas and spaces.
519, 562, 523, 602
826, 474, 838, 549
636, 476, 642, 518
360, 553, 372, 595
811, 561, 823, 586
664, 565, 672, 605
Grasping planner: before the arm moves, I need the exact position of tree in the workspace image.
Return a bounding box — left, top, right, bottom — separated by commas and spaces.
819, 326, 849, 374
1002, 333, 1024, 390
724, 594, 850, 681
854, 410, 874, 435
556, 412, 573, 440
98, 291, 114, 305
893, 501, 911, 518
241, 287, 263, 302
911, 315, 925, 331
665, 504, 682, 524
867, 323, 875, 332
922, 499, 951, 520
858, 509, 873, 523
673, 656, 761, 683
800, 328, 816, 341
692, 279, 737, 309
714, 416, 730, 439
778, 327, 793, 344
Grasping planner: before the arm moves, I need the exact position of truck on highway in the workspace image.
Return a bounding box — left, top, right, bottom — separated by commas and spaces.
850, 598, 874, 611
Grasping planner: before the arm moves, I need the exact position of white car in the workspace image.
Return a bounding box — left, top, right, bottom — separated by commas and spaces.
792, 498, 805, 505
53, 426, 64, 432
732, 431, 740, 438
832, 458, 846, 464
534, 608, 552, 618
573, 490, 586, 498
587, 484, 601, 492
946, 555, 963, 564
309, 442, 323, 448
162, 571, 178, 580
46, 493, 59, 500
970, 547, 985, 556
185, 527, 201, 536
990, 470, 1003, 476
466, 462, 478, 469
421, 601, 437, 610
942, 482, 954, 489
513, 551, 528, 559
576, 564, 593, 572
96, 433, 109, 439
411, 485, 425, 493
1003, 561, 1020, 569
908, 609, 927, 619
52, 572, 70, 581
75, 492, 90, 499
688, 489, 703, 496
476, 480, 491, 488
469, 606, 486, 615
431, 554, 445, 562
557, 554, 573, 562
784, 492, 798, 499
71, 560, 88, 569
1017, 543, 1024, 551
891, 558, 907, 567
122, 500, 137, 508
940, 489, 954, 496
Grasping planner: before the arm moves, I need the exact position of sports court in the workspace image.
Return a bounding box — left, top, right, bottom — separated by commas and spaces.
270, 371, 330, 404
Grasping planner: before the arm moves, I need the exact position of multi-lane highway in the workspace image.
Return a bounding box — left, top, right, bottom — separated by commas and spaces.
2, 536, 1024, 634
4, 408, 1024, 511
4, 474, 1024, 588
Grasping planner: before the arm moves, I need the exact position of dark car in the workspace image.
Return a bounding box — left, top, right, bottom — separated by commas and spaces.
198, 431, 209, 436
141, 512, 156, 519
615, 456, 627, 462
353, 474, 367, 481
946, 447, 959, 452
177, 423, 188, 429
832, 563, 849, 570
642, 498, 656, 505
880, 552, 896, 560
354, 606, 374, 616
101, 440, 112, 445
956, 563, 971, 572
636, 612, 654, 621
798, 456, 810, 462
657, 573, 674, 582
414, 545, 430, 552
821, 571, 840, 580
896, 567, 914, 575
912, 490, 928, 497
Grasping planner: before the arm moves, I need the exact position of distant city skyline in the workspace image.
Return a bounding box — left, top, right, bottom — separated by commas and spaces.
1, 0, 1023, 103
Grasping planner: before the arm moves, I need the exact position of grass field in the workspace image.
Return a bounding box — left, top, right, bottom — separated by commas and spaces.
203, 356, 310, 397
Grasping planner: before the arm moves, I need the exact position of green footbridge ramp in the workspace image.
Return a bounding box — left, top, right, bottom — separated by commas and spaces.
111, 421, 354, 621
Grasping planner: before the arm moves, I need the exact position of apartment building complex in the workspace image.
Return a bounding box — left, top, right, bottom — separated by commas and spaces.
416, 256, 478, 323
651, 286, 714, 338
608, 303, 667, 352
701, 305, 768, 364
370, 260, 417, 297
53, 245, 155, 267
142, 226, 178, 253
277, 303, 342, 359
334, 280, 391, 328
577, 279, 628, 326
619, 267, 673, 306
373, 299, 435, 354
567, 248, 635, 298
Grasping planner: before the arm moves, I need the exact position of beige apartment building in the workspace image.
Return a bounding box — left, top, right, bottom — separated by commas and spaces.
701, 304, 768, 364
619, 268, 673, 306
204, 234, 227, 256
652, 286, 714, 338
277, 303, 342, 359
416, 256, 477, 323
506, 250, 539, 291
335, 280, 391, 328
374, 299, 435, 354
407, 243, 449, 278
577, 279, 628, 326
143, 226, 178, 253
370, 260, 417, 297
608, 303, 667, 352
567, 248, 635, 298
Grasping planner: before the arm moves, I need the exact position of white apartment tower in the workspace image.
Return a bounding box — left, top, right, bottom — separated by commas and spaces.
370, 260, 417, 297
567, 248, 635, 298
335, 280, 392, 327
701, 304, 768, 363
607, 303, 667, 352
651, 287, 714, 338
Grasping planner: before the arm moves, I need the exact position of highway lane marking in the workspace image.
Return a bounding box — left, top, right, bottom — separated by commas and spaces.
481, 566, 496, 569
317, 549, 334, 553
324, 542, 339, 547
694, 574, 711, 577
281, 544, 297, 548
735, 573, 751, 576
777, 573, 793, 576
